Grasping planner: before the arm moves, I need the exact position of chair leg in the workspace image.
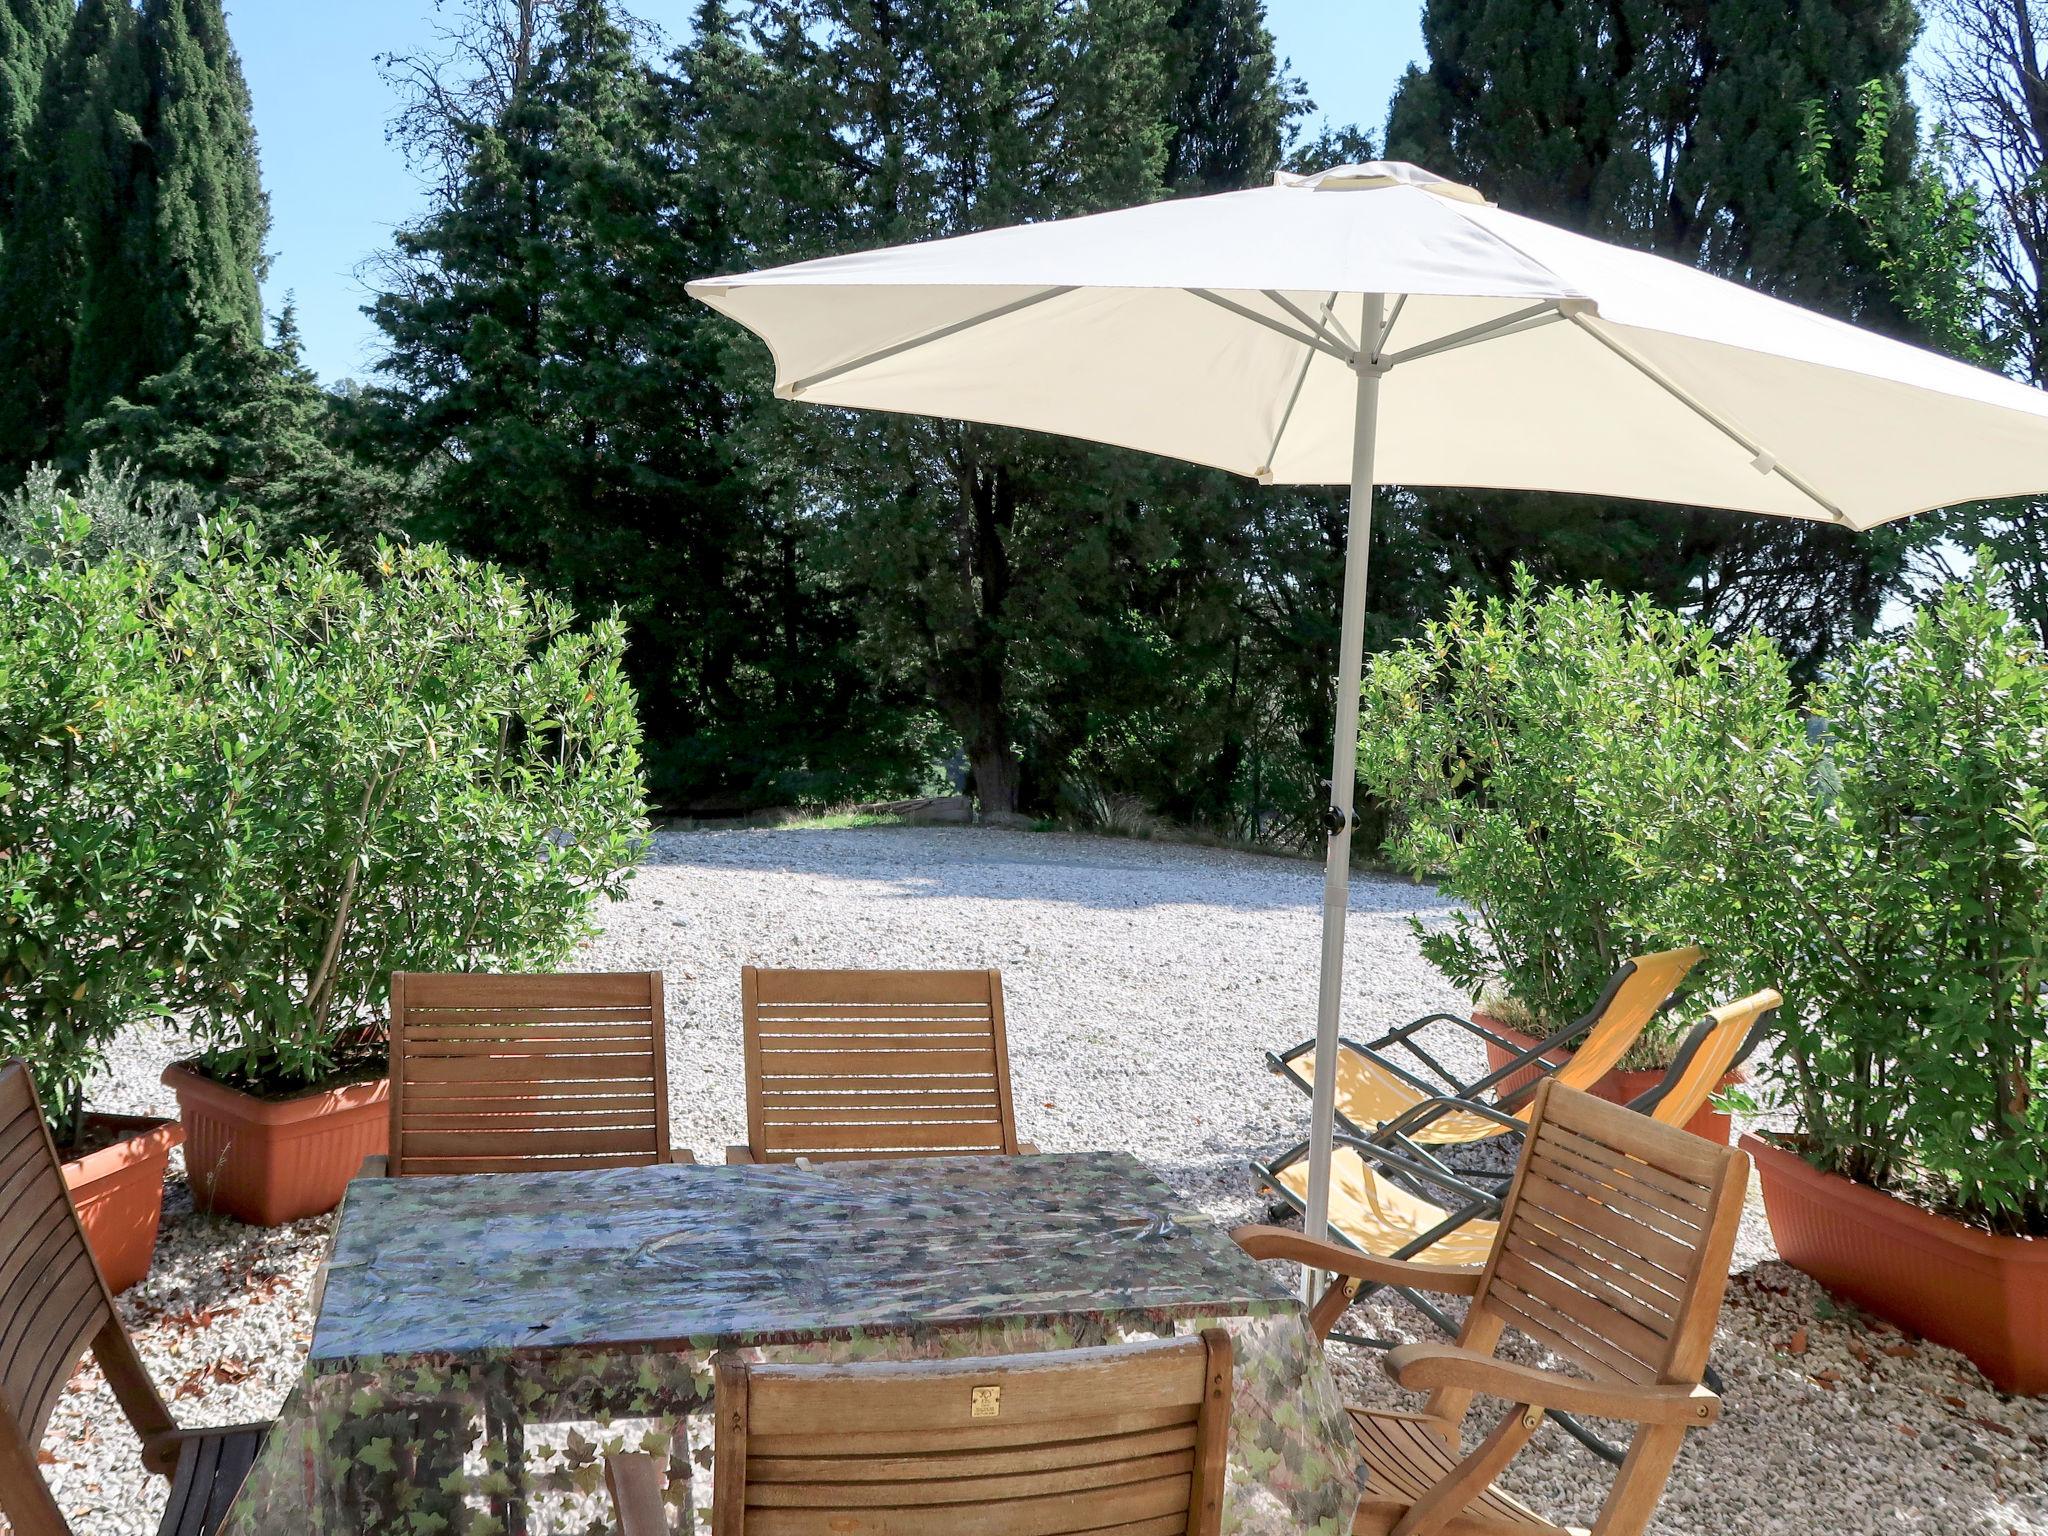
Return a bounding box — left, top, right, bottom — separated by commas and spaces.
486, 1401, 529, 1536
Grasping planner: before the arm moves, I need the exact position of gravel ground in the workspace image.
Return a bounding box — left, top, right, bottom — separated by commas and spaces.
35, 825, 2048, 1535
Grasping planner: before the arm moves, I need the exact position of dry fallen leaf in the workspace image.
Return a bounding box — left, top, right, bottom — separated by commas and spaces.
1779, 1328, 1809, 1356
1882, 1342, 1919, 1359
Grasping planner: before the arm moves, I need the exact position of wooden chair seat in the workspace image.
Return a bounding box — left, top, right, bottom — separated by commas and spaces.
1348, 1410, 1564, 1535
0, 1061, 277, 1536
156, 1426, 271, 1536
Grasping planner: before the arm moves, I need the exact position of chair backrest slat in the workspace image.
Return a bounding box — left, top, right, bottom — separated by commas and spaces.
714, 1332, 1230, 1536
388, 971, 670, 1176
0, 1069, 119, 1455
1456, 1081, 1748, 1398
741, 967, 1021, 1162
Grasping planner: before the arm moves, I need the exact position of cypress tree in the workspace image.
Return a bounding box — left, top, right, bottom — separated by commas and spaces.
0, 0, 74, 474
135, 0, 266, 374
0, 0, 70, 238
0, 0, 149, 478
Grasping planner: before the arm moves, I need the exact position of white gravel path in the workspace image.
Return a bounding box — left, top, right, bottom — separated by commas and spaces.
35, 826, 2048, 1535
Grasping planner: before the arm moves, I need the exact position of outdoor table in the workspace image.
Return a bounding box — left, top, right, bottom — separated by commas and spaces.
219, 1150, 1366, 1536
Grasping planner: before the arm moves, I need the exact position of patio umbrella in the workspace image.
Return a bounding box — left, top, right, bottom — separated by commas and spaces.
688, 161, 2048, 1253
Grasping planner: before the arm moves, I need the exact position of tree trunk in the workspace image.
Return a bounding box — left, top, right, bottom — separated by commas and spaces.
967, 736, 1022, 816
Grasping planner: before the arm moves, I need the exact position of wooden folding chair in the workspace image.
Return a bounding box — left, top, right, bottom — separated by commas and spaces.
1256, 989, 1775, 1460
0, 1061, 272, 1536
1267, 946, 1704, 1152
377, 971, 690, 1176
603, 1331, 1233, 1536
727, 967, 1036, 1163
1236, 1080, 1751, 1536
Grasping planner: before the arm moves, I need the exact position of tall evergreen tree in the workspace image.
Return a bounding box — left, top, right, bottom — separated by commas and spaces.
0, 0, 74, 470
0, 0, 149, 478
134, 0, 267, 373
1160, 0, 1298, 195
687, 0, 1274, 815
1384, 0, 1924, 665
0, 0, 69, 239
82, 304, 405, 557
370, 0, 879, 807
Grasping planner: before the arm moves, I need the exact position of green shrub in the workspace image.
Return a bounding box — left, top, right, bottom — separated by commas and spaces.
1, 499, 649, 1117
0, 500, 198, 1134
1355, 574, 1784, 1065
161, 528, 650, 1092
1634, 563, 2047, 1235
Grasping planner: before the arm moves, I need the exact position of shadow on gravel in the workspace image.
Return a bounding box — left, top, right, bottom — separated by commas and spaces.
639, 826, 1465, 919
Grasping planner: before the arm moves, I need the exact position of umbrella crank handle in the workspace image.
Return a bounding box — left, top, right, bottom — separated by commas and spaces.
1322, 783, 1359, 838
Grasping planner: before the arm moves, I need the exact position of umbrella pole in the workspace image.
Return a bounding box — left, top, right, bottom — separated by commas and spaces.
1303, 295, 1384, 1269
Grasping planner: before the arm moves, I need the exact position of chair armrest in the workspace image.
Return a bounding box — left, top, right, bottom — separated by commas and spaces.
1384, 1344, 1720, 1426
1228, 1225, 1484, 1295
603, 1451, 668, 1536
356, 1154, 389, 1179
661, 1147, 697, 1165
724, 1144, 761, 1165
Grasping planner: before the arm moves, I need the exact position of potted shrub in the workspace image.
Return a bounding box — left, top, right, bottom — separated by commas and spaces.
0, 475, 196, 1290
1642, 565, 2048, 1392
1355, 576, 1774, 1140
145, 529, 649, 1224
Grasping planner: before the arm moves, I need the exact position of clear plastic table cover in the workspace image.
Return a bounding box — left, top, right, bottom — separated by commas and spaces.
219, 1152, 1366, 1535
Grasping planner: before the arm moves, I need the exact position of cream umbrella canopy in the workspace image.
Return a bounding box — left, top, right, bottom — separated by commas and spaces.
689, 160, 2048, 1253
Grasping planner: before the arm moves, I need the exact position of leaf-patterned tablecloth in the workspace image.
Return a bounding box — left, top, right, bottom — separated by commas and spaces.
221, 1152, 1364, 1535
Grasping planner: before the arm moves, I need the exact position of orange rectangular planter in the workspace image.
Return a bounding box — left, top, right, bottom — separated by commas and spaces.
1478, 1014, 1738, 1144
59, 1115, 183, 1293
163, 1064, 388, 1226
1744, 1132, 2048, 1395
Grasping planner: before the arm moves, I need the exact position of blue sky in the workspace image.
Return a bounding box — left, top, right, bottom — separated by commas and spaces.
235, 1, 1423, 387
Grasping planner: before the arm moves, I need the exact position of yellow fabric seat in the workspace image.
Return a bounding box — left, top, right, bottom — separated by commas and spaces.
1274, 1142, 1501, 1269
1274, 946, 1705, 1154
1272, 988, 1780, 1277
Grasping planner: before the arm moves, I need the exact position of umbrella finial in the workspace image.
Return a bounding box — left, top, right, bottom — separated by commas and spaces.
1275, 162, 1489, 205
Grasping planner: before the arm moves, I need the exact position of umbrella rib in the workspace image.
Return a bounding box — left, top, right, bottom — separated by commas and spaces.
1263, 289, 1359, 354
1259, 292, 1345, 479
1377, 294, 1409, 354
1568, 314, 1850, 523
1187, 289, 1358, 365
786, 286, 1079, 396
1380, 301, 1564, 367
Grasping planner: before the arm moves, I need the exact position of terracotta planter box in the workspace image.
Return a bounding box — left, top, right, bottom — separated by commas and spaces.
163, 1064, 388, 1227
59, 1115, 183, 1293
1744, 1133, 2048, 1395
1479, 1013, 1737, 1145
